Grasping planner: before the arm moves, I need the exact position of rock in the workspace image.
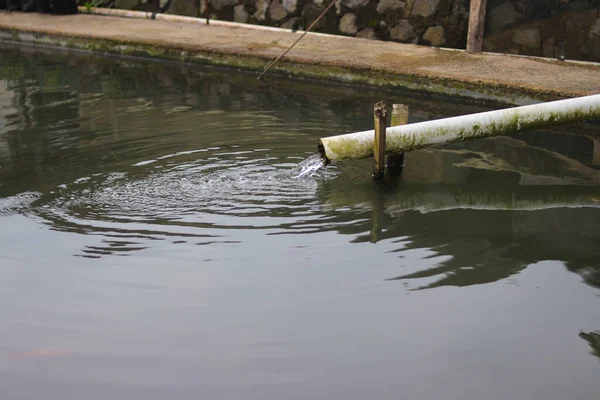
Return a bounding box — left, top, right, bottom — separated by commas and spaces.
587, 36, 600, 59
512, 27, 541, 49
578, 43, 589, 56
339, 13, 358, 35
233, 4, 248, 22
542, 37, 554, 58
410, 0, 439, 18
280, 16, 301, 29
166, 0, 199, 16
451, 0, 467, 18
302, 3, 327, 29
422, 25, 445, 46
313, 0, 325, 5
282, 0, 297, 13
563, 12, 597, 52
487, 0, 522, 34
376, 0, 405, 13
115, 0, 139, 10
356, 28, 377, 39
590, 18, 600, 37
390, 19, 416, 42
482, 39, 496, 52
513, 0, 557, 15
341, 0, 368, 10
269, 0, 287, 21
210, 0, 237, 11
254, 0, 269, 21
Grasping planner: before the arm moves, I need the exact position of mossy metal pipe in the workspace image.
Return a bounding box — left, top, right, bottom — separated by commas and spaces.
318, 94, 600, 161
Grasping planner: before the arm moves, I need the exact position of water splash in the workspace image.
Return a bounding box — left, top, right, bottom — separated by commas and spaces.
292, 153, 327, 178
0, 192, 41, 215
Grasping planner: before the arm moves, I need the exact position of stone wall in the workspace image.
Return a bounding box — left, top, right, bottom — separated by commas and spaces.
111, 0, 600, 62
484, 0, 600, 62
114, 0, 471, 48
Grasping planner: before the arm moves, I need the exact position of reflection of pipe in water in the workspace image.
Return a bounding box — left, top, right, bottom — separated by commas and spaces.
323, 183, 600, 213
318, 94, 600, 161
388, 185, 600, 213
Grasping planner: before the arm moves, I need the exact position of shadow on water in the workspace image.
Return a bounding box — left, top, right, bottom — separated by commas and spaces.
1, 43, 600, 286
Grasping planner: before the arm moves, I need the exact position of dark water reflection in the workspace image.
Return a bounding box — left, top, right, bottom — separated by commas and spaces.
580, 331, 600, 359
1, 44, 600, 399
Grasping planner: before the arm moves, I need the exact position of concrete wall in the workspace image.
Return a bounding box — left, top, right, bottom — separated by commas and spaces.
111, 0, 600, 62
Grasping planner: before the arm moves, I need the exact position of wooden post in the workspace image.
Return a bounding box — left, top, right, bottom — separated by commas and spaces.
386, 103, 409, 169
373, 102, 387, 178
466, 0, 487, 53
593, 137, 600, 166
391, 104, 409, 126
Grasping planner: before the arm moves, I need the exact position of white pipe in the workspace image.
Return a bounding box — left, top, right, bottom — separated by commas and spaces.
78, 7, 344, 38
319, 94, 600, 161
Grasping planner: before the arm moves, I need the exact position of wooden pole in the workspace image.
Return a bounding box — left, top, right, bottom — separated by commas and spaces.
466, 0, 487, 53
386, 103, 409, 168
373, 101, 387, 178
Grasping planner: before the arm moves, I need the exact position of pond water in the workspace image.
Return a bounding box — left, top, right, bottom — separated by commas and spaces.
1, 44, 599, 400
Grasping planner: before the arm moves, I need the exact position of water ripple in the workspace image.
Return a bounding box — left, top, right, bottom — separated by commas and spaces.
34, 148, 339, 238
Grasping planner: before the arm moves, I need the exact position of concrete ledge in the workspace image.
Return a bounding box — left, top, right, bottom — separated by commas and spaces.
1, 11, 600, 105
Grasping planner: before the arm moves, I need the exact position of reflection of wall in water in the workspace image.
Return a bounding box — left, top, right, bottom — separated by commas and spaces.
446, 136, 600, 185
0, 55, 81, 195
396, 132, 600, 187
0, 86, 13, 161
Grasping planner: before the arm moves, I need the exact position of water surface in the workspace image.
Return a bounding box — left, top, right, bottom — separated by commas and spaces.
1, 44, 599, 400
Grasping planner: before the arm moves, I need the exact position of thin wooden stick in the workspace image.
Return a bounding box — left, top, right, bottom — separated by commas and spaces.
257, 0, 336, 80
